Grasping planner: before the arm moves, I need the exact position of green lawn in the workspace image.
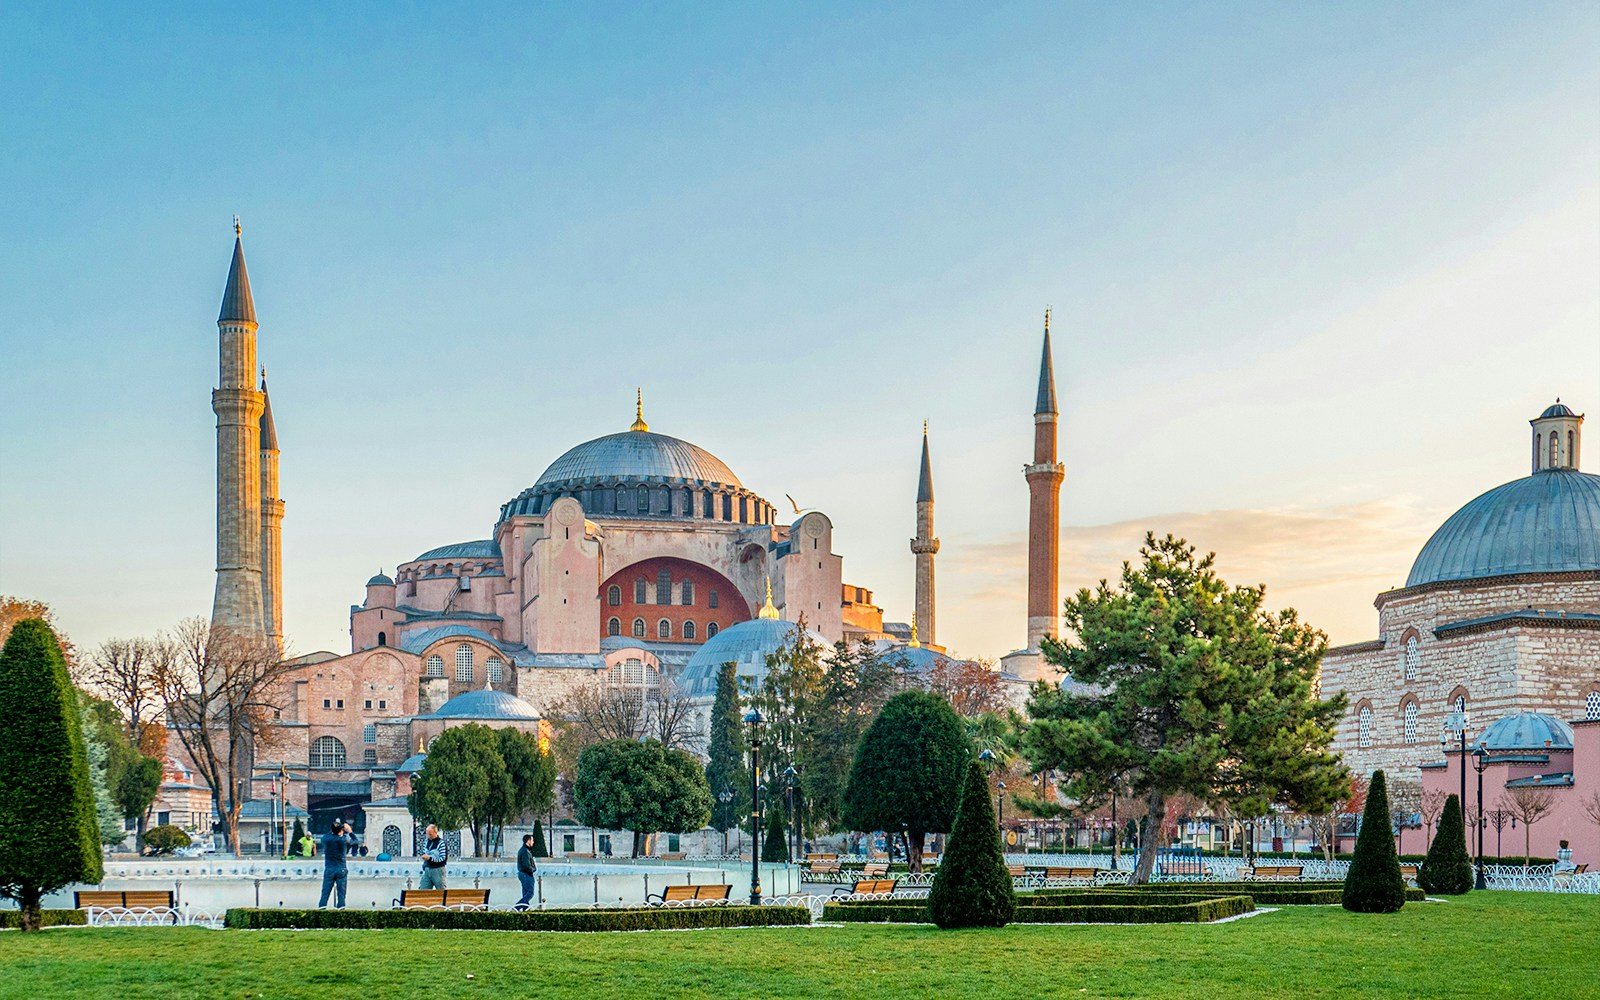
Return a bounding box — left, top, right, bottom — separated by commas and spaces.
1, 892, 1592, 1000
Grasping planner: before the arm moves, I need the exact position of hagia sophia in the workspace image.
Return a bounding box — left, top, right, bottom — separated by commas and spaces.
192, 228, 1598, 856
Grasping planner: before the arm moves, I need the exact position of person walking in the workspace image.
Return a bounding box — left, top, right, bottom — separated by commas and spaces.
420, 824, 449, 890
298, 830, 316, 858
515, 833, 539, 910
317, 819, 360, 909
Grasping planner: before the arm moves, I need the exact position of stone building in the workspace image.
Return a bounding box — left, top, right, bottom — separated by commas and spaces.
1322, 401, 1600, 784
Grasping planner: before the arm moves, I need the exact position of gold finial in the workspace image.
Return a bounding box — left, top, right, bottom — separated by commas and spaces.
630, 388, 649, 432
909, 612, 920, 648
1044, 306, 1051, 333
759, 575, 780, 620
923, 419, 928, 437
234, 215, 242, 238
417, 738, 424, 754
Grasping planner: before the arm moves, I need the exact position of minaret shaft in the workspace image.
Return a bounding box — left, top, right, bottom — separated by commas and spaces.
911, 427, 939, 646
260, 379, 284, 649
210, 233, 267, 637
1025, 314, 1064, 648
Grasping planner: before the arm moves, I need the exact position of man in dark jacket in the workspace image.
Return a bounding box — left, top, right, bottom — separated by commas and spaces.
420, 824, 448, 889
515, 833, 539, 910
317, 819, 361, 908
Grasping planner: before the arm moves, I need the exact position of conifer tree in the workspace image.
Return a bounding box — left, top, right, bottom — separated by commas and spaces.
928, 757, 1015, 928
0, 619, 103, 931
1418, 793, 1474, 895
291, 817, 306, 853
762, 805, 789, 862
704, 662, 748, 847
1342, 769, 1407, 913
530, 817, 550, 857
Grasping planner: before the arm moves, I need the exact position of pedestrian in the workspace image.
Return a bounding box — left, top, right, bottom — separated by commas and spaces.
298, 830, 316, 858
420, 824, 448, 890
515, 833, 538, 910
317, 819, 360, 909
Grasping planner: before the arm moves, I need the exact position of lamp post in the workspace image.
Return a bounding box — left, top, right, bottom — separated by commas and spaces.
1109, 786, 1120, 871
1471, 746, 1488, 889
997, 781, 1007, 833
783, 766, 798, 862
717, 789, 733, 855
744, 709, 764, 905
1439, 708, 1471, 830
978, 750, 998, 833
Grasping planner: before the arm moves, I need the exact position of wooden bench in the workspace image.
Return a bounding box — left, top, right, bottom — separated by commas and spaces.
1006, 864, 1027, 877
75, 890, 175, 911
648, 884, 732, 905
1044, 867, 1100, 884
1248, 865, 1304, 881
861, 862, 889, 877
802, 860, 842, 881
834, 878, 898, 897
394, 888, 491, 909
1399, 864, 1419, 882
805, 852, 838, 861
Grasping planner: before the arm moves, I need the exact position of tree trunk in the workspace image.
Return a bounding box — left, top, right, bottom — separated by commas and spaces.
18, 885, 42, 933
1131, 790, 1166, 885
907, 830, 926, 873
632, 830, 642, 858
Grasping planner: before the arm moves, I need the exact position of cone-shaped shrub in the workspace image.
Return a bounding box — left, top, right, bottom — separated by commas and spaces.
928, 758, 1015, 928
761, 807, 789, 862
1342, 769, 1407, 913
1418, 794, 1473, 894
530, 818, 549, 857
0, 619, 103, 931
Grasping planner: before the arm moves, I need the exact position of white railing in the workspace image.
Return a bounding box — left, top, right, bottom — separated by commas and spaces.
84, 906, 225, 929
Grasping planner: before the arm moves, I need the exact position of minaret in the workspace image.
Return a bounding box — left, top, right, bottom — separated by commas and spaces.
259, 370, 285, 649
1025, 309, 1064, 649
210, 219, 266, 637
910, 422, 939, 647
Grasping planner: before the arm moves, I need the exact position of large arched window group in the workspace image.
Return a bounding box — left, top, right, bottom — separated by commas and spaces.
310, 735, 347, 769
455, 644, 474, 683
425, 655, 444, 677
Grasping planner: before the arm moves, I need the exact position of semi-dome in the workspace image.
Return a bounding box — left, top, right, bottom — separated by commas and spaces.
1405, 470, 1600, 587
424, 687, 539, 721
412, 540, 501, 563
679, 617, 827, 697
1473, 712, 1574, 752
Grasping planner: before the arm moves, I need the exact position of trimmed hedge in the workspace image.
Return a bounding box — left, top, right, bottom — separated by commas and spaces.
1027, 884, 1425, 905
225, 905, 811, 932
1418, 795, 1474, 895
0, 908, 87, 930
824, 896, 1253, 924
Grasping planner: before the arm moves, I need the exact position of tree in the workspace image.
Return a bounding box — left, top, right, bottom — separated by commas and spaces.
704, 661, 748, 848
408, 724, 509, 856
924, 657, 1006, 717
481, 728, 556, 854
1418, 793, 1473, 894
1024, 535, 1350, 884
109, 741, 163, 853
762, 806, 789, 862
1342, 770, 1407, 913
1419, 787, 1449, 849
574, 739, 712, 858
1583, 790, 1600, 859
76, 637, 163, 747
0, 596, 76, 669
80, 701, 128, 848
1502, 785, 1557, 867
291, 817, 306, 852
144, 825, 191, 855
530, 817, 549, 857
552, 675, 704, 753
792, 637, 903, 836
928, 757, 1015, 928
154, 617, 294, 852
0, 619, 102, 931
842, 690, 969, 873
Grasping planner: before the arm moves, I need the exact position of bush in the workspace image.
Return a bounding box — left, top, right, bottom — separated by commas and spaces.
225, 904, 811, 931
928, 758, 1014, 928
144, 825, 191, 856
1342, 769, 1408, 913
530, 819, 549, 858
761, 808, 788, 863
0, 908, 86, 929
1418, 794, 1473, 895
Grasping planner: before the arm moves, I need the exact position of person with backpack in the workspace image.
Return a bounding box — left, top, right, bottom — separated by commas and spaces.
515, 833, 538, 910
317, 819, 360, 908
420, 824, 448, 890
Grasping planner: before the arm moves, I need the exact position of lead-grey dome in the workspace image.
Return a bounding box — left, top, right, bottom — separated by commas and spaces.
1406, 470, 1600, 587
679, 617, 826, 696
536, 431, 741, 489
1474, 712, 1573, 752
1540, 401, 1576, 419
423, 688, 539, 721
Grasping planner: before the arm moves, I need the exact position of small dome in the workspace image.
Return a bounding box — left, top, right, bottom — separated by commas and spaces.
1474, 712, 1574, 752
413, 540, 500, 562
1405, 470, 1600, 587
367, 571, 394, 587
1540, 401, 1576, 419
426, 688, 538, 721
397, 753, 426, 773
679, 617, 826, 696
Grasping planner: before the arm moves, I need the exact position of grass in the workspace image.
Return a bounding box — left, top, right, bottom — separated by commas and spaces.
0, 892, 1593, 999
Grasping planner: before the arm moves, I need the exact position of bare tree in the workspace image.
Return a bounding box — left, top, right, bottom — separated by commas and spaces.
77, 637, 164, 748
1387, 780, 1422, 856
1420, 788, 1449, 849
1501, 786, 1557, 868
1583, 789, 1600, 837
924, 657, 1006, 716
154, 618, 294, 852
551, 677, 703, 754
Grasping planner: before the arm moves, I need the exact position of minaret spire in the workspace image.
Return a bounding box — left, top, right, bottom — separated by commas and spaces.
259, 369, 285, 650
1023, 308, 1065, 663
910, 422, 939, 646
211, 221, 267, 638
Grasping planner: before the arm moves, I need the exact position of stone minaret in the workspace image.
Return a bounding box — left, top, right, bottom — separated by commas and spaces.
259, 371, 285, 649
210, 221, 266, 637
910, 422, 939, 647
1025, 309, 1064, 649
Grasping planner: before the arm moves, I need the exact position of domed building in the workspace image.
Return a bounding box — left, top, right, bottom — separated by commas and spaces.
1322, 400, 1600, 782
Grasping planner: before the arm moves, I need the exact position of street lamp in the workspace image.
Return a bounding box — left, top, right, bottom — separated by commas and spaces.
717, 789, 734, 855
1440, 708, 1471, 831
743, 709, 764, 906
783, 766, 798, 863
1471, 746, 1489, 889
996, 781, 1007, 833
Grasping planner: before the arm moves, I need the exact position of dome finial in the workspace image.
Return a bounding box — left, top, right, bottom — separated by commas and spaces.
759, 576, 780, 619
234, 214, 241, 238
630, 388, 649, 432
909, 611, 920, 648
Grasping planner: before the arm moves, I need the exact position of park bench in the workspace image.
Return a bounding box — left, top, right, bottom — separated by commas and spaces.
1043, 867, 1099, 884
75, 889, 176, 920
861, 862, 889, 877
657, 852, 685, 861
647, 884, 732, 905
1247, 865, 1304, 881
805, 853, 838, 861
802, 860, 843, 882
394, 889, 490, 909
1006, 864, 1026, 877
1399, 864, 1419, 883
834, 878, 898, 897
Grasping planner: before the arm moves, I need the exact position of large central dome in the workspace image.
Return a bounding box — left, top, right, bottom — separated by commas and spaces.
535, 430, 741, 489
1406, 469, 1600, 587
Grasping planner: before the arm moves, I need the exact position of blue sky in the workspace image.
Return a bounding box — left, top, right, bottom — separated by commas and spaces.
2, 3, 1597, 659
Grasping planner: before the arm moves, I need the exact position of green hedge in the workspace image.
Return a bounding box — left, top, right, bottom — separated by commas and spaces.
224, 905, 811, 932
823, 902, 933, 923
824, 896, 1252, 925
0, 909, 87, 930
1029, 884, 1424, 905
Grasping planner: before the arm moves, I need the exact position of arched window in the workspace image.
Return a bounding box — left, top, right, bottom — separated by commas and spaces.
382, 825, 402, 856
637, 486, 649, 510
634, 578, 648, 604
377, 631, 387, 647
708, 590, 719, 609
656, 569, 671, 605
1550, 433, 1559, 469
487, 657, 503, 683
706, 622, 719, 639
632, 618, 646, 638
616, 487, 627, 511
362, 724, 377, 743
456, 644, 474, 683
1586, 690, 1600, 721
681, 580, 694, 605
607, 617, 621, 636
657, 618, 671, 639
1357, 706, 1373, 748
425, 655, 444, 677
1569, 430, 1576, 466
1402, 701, 1419, 744
1403, 636, 1419, 681
310, 736, 347, 769
608, 585, 622, 607
682, 620, 696, 640
1535, 433, 1541, 471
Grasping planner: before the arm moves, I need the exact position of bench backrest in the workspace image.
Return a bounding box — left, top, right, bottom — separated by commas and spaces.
661, 885, 699, 902
806, 853, 838, 861
1045, 867, 1097, 879
1254, 866, 1303, 876
75, 890, 174, 909
853, 879, 897, 895
695, 884, 732, 900
399, 888, 489, 908
1006, 865, 1026, 876
862, 863, 889, 876
1399, 864, 1419, 875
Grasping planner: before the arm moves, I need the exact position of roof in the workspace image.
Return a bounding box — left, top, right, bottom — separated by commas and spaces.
397, 753, 426, 773
420, 687, 539, 721
259, 377, 278, 450
1405, 470, 1600, 587
1473, 712, 1574, 752
236, 799, 308, 819
218, 235, 257, 324
367, 571, 394, 587
534, 429, 742, 489
1035, 318, 1057, 415
412, 540, 500, 563
1434, 610, 1600, 638
1538, 401, 1577, 419
917, 429, 934, 504
678, 617, 825, 696
1504, 772, 1574, 788
400, 625, 534, 666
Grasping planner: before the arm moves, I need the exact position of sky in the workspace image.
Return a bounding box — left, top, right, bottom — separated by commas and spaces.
1, 3, 1597, 662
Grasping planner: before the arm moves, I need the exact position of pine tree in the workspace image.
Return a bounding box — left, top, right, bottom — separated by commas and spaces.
1418, 793, 1474, 895
762, 804, 789, 862
80, 703, 127, 848
1342, 769, 1407, 913
530, 817, 550, 857
704, 661, 748, 848
928, 758, 1016, 928
291, 817, 306, 855
0, 619, 103, 931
